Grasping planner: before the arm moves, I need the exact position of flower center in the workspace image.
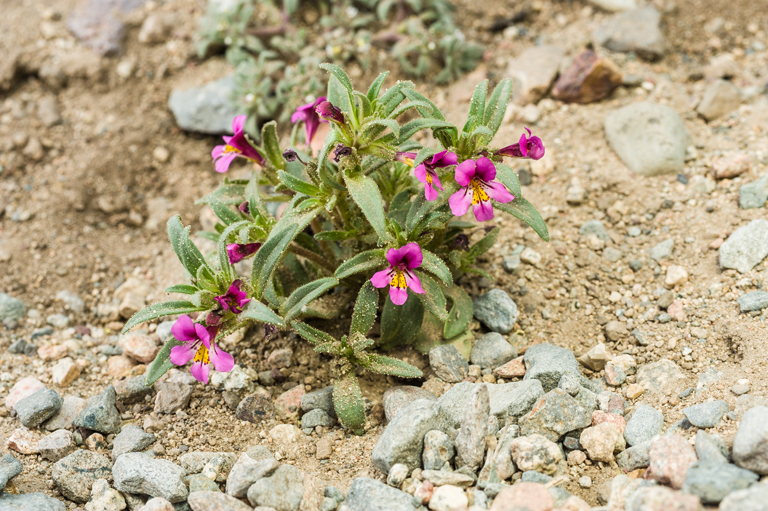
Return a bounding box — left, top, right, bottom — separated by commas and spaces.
403, 157, 414, 167
470, 178, 490, 204
425, 173, 433, 185
390, 269, 407, 289
194, 345, 210, 365
223, 145, 241, 154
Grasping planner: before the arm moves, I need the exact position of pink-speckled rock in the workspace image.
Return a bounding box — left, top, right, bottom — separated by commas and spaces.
5, 377, 45, 408
592, 411, 627, 434
38, 344, 69, 361
6, 427, 41, 454
490, 482, 554, 511
494, 357, 526, 378
119, 333, 159, 364
645, 434, 698, 489
667, 300, 686, 321
275, 385, 305, 418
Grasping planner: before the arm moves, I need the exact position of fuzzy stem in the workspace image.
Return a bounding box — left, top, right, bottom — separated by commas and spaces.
289, 243, 337, 274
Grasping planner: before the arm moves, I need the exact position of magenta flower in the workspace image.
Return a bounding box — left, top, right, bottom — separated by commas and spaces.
394, 151, 417, 167
226, 243, 262, 264
449, 157, 514, 222
370, 243, 425, 306
214, 279, 250, 314
211, 115, 265, 173
315, 101, 345, 124
498, 128, 545, 160
414, 150, 457, 201
291, 96, 327, 145
169, 315, 234, 384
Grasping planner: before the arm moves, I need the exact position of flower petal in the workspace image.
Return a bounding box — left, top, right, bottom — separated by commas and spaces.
454, 160, 476, 187
414, 164, 428, 184
169, 342, 198, 366
473, 200, 495, 222
475, 157, 497, 182
214, 153, 238, 173
386, 246, 404, 267
389, 285, 408, 305
518, 132, 529, 157
194, 323, 216, 350
211, 145, 225, 160
371, 268, 392, 288
232, 115, 246, 133
449, 188, 473, 217
405, 271, 425, 294
484, 181, 514, 203
433, 151, 457, 168
425, 183, 438, 201
209, 342, 235, 373
400, 242, 423, 269
171, 315, 198, 342
431, 172, 444, 191
190, 360, 210, 384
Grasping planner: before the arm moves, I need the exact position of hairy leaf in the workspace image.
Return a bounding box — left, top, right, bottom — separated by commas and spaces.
122, 301, 207, 334
167, 216, 207, 282
261, 121, 284, 170
420, 249, 453, 286
367, 71, 389, 102
165, 284, 198, 295
380, 292, 424, 349
292, 321, 336, 346
280, 277, 339, 323
278, 170, 321, 196
344, 173, 392, 243
415, 271, 448, 321
251, 224, 299, 298
442, 284, 474, 339
240, 300, 285, 327
333, 372, 365, 434
144, 338, 183, 386
320, 63, 354, 93
367, 354, 423, 378
350, 281, 378, 336
483, 78, 512, 138
396, 119, 455, 145
469, 226, 499, 258
335, 249, 387, 279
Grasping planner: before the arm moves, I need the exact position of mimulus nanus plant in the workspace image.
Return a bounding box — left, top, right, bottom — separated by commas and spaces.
124, 65, 549, 433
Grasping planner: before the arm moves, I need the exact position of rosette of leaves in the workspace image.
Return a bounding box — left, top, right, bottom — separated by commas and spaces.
293, 282, 421, 433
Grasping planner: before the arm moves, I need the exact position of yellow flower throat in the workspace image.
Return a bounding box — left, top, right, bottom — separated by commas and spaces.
471, 178, 489, 204
389, 269, 407, 289
194, 345, 210, 364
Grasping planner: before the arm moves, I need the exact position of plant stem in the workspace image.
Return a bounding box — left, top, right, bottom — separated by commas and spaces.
311, 218, 337, 263
289, 243, 337, 274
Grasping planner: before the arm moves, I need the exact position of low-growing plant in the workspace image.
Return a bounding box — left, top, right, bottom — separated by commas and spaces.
124, 64, 548, 432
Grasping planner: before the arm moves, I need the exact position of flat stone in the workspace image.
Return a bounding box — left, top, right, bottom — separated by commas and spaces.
0, 453, 23, 489
719, 219, 768, 273
489, 482, 554, 511
420, 470, 472, 489
720, 485, 768, 511
114, 375, 153, 405
470, 333, 517, 369
507, 45, 567, 105
52, 449, 112, 503
188, 491, 252, 511
44, 395, 86, 431
636, 359, 685, 394
343, 477, 418, 511
437, 381, 543, 427
154, 382, 193, 414
382, 386, 436, 422
604, 102, 690, 176
738, 291, 768, 313
6, 427, 41, 454
85, 478, 126, 511
519, 389, 591, 442
38, 429, 76, 462
682, 400, 729, 428
509, 434, 563, 475
624, 486, 702, 511
739, 175, 768, 209
650, 239, 674, 261
523, 343, 580, 392
645, 434, 697, 489
113, 452, 188, 503
0, 492, 66, 511
5, 376, 45, 409
119, 333, 159, 364
66, 0, 145, 56
616, 441, 651, 471
74, 385, 121, 434
422, 430, 455, 471
733, 406, 768, 474
493, 357, 526, 379
429, 484, 468, 511
593, 7, 666, 60
168, 74, 241, 135
14, 388, 62, 428
246, 464, 306, 510
455, 384, 489, 470
300, 386, 335, 418
473, 289, 519, 334
372, 399, 449, 473
682, 461, 758, 504
225, 453, 279, 498
189, 473, 220, 493
112, 425, 156, 460
552, 49, 623, 104
52, 358, 81, 387
695, 430, 728, 464
236, 390, 274, 424
429, 345, 469, 383
697, 79, 742, 121
579, 220, 611, 242
624, 405, 663, 446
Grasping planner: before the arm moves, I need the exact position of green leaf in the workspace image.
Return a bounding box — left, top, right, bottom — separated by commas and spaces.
420, 249, 452, 286
379, 292, 424, 349
261, 121, 284, 170
246, 173, 269, 218
401, 89, 446, 120
292, 320, 336, 346
217, 220, 249, 284
367, 71, 389, 102
335, 249, 386, 279
465, 80, 488, 132
279, 277, 339, 323
396, 119, 456, 145
388, 100, 433, 119
240, 300, 285, 327
167, 216, 207, 282
350, 281, 378, 336
121, 301, 207, 334
367, 354, 423, 378
470, 125, 494, 145
494, 162, 522, 199
361, 119, 400, 141
278, 170, 321, 196
320, 63, 354, 93
343, 173, 392, 243
208, 195, 242, 226
442, 284, 474, 339
333, 372, 365, 434
314, 230, 356, 241
327, 75, 354, 119
414, 147, 437, 167
496, 198, 550, 242
197, 184, 247, 205
379, 80, 414, 116
251, 224, 298, 298
483, 78, 512, 138
165, 284, 198, 295
144, 338, 183, 386
415, 271, 448, 321
469, 226, 499, 258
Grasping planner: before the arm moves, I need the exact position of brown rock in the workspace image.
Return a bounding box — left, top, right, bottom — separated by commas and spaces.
592, 411, 626, 433
154, 383, 193, 414
645, 434, 697, 489
235, 391, 274, 424
552, 50, 622, 104
490, 482, 554, 511
38, 345, 69, 362
712, 152, 751, 179
605, 321, 628, 341
119, 333, 159, 364
580, 422, 624, 463
315, 438, 332, 460
107, 355, 136, 378
52, 358, 81, 387
578, 343, 611, 371
494, 357, 526, 379
275, 385, 305, 418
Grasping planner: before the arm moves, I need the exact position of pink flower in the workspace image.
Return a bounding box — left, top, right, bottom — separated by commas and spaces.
449, 157, 514, 222
291, 96, 327, 145
498, 127, 545, 160
370, 243, 425, 306
169, 315, 234, 384
226, 243, 261, 264
394, 151, 417, 166
214, 280, 250, 314
315, 101, 345, 124
211, 115, 265, 173
414, 150, 457, 201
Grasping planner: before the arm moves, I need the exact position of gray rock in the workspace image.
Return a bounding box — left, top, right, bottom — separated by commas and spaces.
603, 247, 622, 262
455, 384, 490, 470
38, 429, 76, 462
180, 452, 238, 481
44, 395, 87, 431
579, 220, 611, 242
225, 454, 279, 498
7, 339, 27, 354
720, 484, 768, 511
523, 343, 581, 392
320, 496, 339, 511
437, 381, 543, 428
52, 449, 112, 503
719, 219, 768, 273
300, 386, 335, 418
519, 388, 591, 442
470, 333, 517, 369
0, 453, 22, 489
682, 461, 758, 504
616, 441, 651, 471
650, 239, 674, 261
422, 430, 455, 470
697, 79, 742, 121
597, 391, 627, 416
156, 321, 175, 343
112, 425, 156, 460
473, 289, 519, 334
0, 492, 66, 511
343, 477, 418, 511
189, 474, 220, 493
0, 293, 26, 328
695, 430, 728, 464
624, 405, 663, 446
733, 406, 768, 474
74, 385, 121, 434
382, 386, 436, 423
521, 471, 552, 484
558, 373, 582, 397
507, 45, 567, 105
66, 0, 144, 56
593, 7, 666, 60
502, 255, 521, 273
301, 409, 333, 429
113, 452, 188, 503
740, 175, 768, 209
246, 464, 305, 511
421, 470, 475, 487
190, 491, 256, 510
636, 358, 685, 394
429, 345, 469, 383
682, 400, 729, 428
738, 291, 768, 313
114, 375, 153, 405
47, 314, 70, 328
387, 463, 408, 487
56, 291, 85, 314
14, 388, 62, 427
154, 382, 194, 414
372, 399, 449, 473
695, 367, 724, 398
168, 74, 241, 135
604, 102, 690, 176
494, 425, 520, 480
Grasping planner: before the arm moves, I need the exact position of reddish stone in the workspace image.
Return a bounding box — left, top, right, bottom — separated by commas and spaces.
275, 385, 305, 418
667, 300, 686, 321
119, 333, 159, 363
645, 434, 697, 490
5, 377, 45, 409
552, 50, 623, 104
494, 357, 526, 379
38, 345, 69, 361
7, 427, 41, 454
490, 482, 554, 511
592, 411, 627, 433
713, 152, 751, 179
414, 480, 434, 505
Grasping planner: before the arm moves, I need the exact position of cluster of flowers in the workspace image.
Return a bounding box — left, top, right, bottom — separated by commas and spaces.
179, 98, 545, 383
